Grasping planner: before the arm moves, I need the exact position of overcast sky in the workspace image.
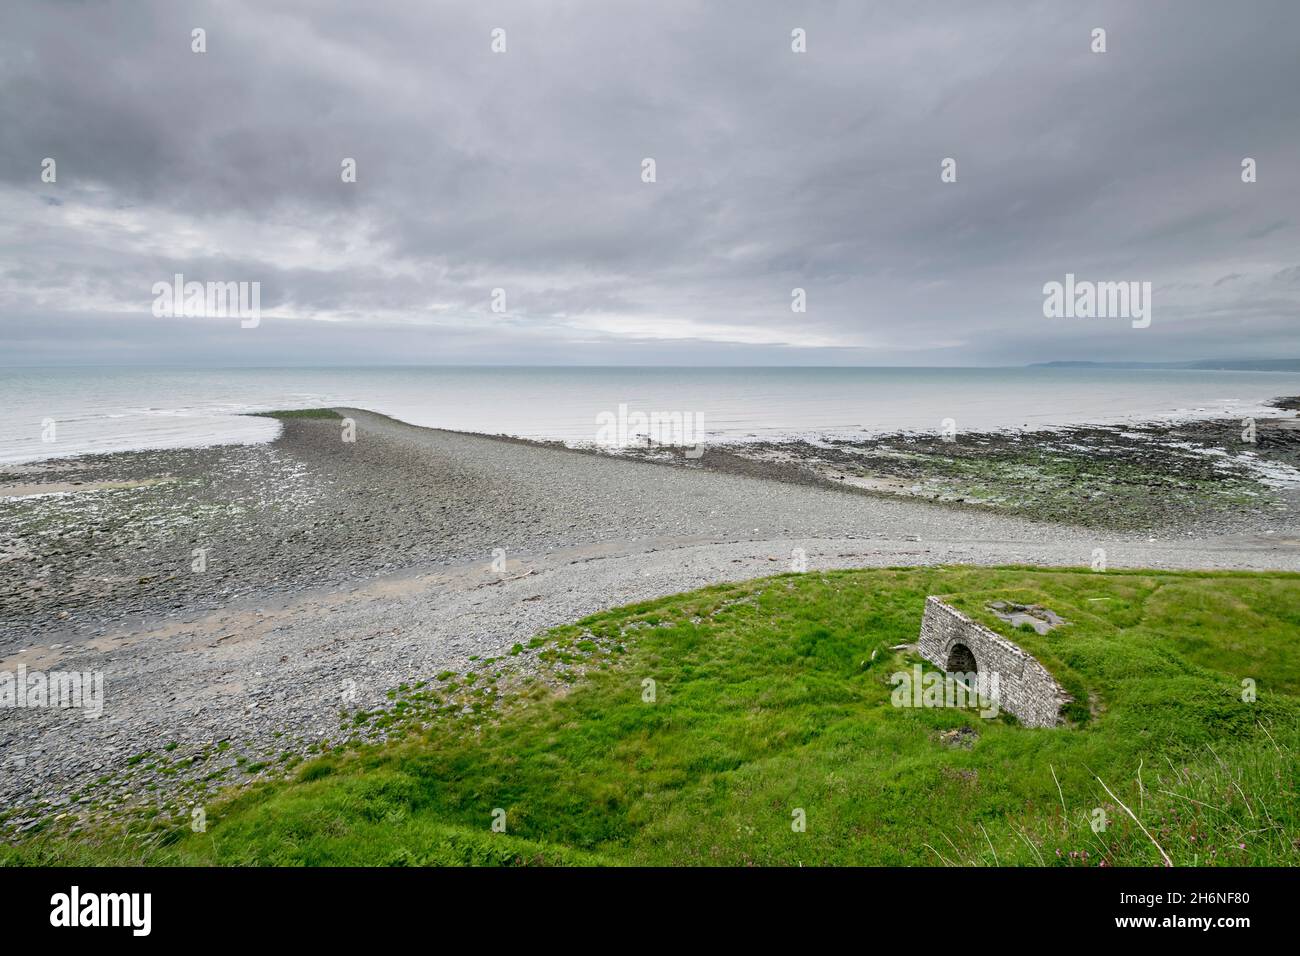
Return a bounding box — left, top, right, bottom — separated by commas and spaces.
1, 0, 1297, 366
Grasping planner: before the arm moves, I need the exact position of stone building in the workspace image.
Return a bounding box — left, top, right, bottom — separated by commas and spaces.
916, 596, 1072, 728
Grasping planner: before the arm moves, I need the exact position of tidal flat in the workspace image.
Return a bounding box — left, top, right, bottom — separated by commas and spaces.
606, 400, 1300, 533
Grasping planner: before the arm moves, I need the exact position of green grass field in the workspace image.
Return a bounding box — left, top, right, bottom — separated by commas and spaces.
5, 566, 1298, 867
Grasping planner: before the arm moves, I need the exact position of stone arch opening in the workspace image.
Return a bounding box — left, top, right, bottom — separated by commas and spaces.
945, 642, 978, 677
918, 597, 1072, 727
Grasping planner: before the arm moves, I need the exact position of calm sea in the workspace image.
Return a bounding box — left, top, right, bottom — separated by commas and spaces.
2, 366, 1299, 465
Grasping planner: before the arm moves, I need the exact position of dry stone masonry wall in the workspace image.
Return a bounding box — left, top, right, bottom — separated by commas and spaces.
917, 596, 1072, 728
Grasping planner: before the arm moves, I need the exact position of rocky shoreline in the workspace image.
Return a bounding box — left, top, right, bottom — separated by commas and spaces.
7, 403, 1297, 645
600, 400, 1300, 534
2, 405, 1298, 839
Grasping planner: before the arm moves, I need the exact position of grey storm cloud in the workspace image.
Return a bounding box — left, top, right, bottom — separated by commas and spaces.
0, 0, 1297, 366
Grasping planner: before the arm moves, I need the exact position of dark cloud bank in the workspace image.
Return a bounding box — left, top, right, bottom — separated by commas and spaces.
1, 0, 1297, 366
